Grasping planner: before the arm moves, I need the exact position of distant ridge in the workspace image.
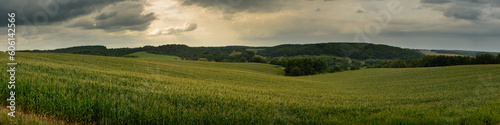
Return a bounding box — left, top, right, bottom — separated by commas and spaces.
20, 42, 425, 60
259, 43, 424, 60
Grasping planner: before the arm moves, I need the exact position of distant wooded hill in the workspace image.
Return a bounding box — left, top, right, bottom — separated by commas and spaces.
429, 50, 499, 57
20, 43, 424, 61
21, 45, 137, 57
258, 43, 423, 60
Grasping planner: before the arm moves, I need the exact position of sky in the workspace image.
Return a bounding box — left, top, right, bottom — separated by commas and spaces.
1, 0, 499, 52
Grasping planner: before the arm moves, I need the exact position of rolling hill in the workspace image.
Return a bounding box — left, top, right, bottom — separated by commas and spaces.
1, 52, 499, 124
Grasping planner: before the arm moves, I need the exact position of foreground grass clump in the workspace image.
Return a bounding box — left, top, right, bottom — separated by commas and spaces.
0, 52, 499, 124
0, 107, 70, 125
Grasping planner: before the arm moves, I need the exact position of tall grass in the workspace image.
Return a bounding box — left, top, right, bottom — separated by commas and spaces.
0, 52, 499, 124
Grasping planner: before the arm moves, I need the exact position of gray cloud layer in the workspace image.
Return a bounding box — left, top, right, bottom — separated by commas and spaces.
69, 1, 156, 32
149, 23, 197, 35
1, 0, 123, 25
421, 0, 499, 21
175, 0, 291, 14
1, 0, 155, 32
421, 0, 450, 4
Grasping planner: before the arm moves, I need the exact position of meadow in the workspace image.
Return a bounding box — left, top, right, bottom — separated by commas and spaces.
0, 52, 499, 124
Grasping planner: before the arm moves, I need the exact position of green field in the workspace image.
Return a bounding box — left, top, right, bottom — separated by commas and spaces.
1, 52, 499, 124
125, 51, 181, 59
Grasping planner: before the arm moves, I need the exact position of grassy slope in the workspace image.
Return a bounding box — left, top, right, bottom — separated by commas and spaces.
125, 51, 181, 59
0, 52, 499, 124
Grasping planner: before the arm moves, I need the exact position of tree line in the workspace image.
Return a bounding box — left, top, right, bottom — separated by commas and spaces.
20, 45, 139, 57
21, 43, 425, 63
269, 58, 363, 76
259, 43, 424, 60
374, 54, 500, 68
144, 44, 256, 62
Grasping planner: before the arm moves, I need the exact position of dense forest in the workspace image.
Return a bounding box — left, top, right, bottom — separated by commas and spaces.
270, 58, 361, 76
144, 44, 255, 62
22, 43, 424, 62
428, 49, 500, 57
20, 45, 139, 57
375, 54, 500, 68
259, 43, 424, 60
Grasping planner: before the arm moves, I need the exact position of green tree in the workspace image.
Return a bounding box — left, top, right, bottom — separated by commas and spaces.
333, 66, 343, 72
288, 67, 304, 76
497, 53, 500, 64
474, 54, 496, 64
270, 59, 279, 65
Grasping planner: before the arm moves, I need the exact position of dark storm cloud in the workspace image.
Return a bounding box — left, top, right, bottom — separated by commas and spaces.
443, 7, 482, 20
70, 1, 156, 32
175, 0, 290, 14
95, 11, 118, 20
1, 0, 155, 32
421, 0, 451, 4
420, 0, 500, 21
0, 0, 125, 25
443, 5, 483, 20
